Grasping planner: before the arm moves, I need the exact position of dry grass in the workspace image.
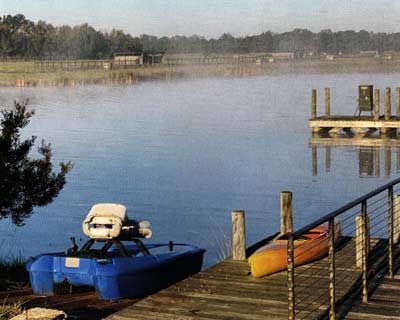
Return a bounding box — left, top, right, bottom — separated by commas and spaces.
1, 57, 400, 87
0, 300, 23, 320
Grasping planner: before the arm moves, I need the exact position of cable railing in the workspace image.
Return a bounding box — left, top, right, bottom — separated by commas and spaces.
287, 177, 400, 320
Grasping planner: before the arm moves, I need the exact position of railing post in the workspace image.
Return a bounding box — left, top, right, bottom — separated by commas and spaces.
328, 218, 336, 320
287, 231, 295, 320
388, 186, 394, 278
394, 194, 400, 244
361, 200, 369, 303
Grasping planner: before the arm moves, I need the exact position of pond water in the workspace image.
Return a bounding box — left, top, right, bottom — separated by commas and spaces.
0, 72, 399, 267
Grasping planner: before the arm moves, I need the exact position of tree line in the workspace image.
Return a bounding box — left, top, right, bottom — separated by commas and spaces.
2, 14, 400, 60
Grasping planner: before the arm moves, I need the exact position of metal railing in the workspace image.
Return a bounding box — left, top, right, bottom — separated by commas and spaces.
287, 177, 400, 319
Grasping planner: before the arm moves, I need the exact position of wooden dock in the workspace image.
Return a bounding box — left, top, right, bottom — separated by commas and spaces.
106, 180, 400, 320
106, 238, 398, 320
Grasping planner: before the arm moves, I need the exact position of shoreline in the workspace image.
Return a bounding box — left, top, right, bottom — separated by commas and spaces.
1, 57, 400, 88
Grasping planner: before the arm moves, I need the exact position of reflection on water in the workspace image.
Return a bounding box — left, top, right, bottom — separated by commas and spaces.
2, 73, 400, 267
310, 133, 400, 178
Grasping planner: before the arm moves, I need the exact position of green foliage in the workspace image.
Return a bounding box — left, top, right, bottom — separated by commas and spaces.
3, 13, 400, 58
0, 101, 72, 225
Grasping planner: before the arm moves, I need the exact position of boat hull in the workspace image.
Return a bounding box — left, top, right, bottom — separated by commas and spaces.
27, 244, 205, 300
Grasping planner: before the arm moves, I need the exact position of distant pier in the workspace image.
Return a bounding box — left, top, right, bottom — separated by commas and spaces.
309, 87, 400, 136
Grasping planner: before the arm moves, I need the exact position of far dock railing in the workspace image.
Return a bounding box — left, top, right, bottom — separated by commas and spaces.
286, 177, 400, 319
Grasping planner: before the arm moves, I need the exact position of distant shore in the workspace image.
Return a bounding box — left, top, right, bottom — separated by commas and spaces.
1, 57, 400, 88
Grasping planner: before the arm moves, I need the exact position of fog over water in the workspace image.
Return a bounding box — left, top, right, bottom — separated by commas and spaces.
0, 72, 399, 267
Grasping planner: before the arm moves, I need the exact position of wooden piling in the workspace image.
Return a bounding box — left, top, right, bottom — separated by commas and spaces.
231, 210, 246, 260
311, 89, 317, 119
384, 87, 391, 121
374, 88, 380, 121
394, 194, 400, 244
280, 191, 293, 235
397, 87, 400, 117
325, 87, 330, 116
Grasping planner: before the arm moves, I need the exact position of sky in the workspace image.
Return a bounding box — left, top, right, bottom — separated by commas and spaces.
1, 0, 400, 38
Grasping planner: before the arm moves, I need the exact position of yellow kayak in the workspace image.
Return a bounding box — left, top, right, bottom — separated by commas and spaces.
248, 222, 341, 278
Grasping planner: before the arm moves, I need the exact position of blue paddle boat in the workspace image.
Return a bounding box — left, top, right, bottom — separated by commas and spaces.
27, 204, 205, 300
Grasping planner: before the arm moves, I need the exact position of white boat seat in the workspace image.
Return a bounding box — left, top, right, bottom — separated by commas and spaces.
82, 203, 152, 240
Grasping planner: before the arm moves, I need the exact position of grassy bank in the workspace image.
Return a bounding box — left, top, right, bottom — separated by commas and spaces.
1, 57, 400, 87
0, 257, 28, 290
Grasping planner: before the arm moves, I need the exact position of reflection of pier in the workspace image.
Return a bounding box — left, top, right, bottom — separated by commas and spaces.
309, 135, 400, 177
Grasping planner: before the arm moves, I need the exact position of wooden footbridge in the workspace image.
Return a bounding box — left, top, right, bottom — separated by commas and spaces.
107, 179, 400, 320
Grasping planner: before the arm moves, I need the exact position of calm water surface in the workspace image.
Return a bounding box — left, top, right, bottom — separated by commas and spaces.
0, 72, 399, 267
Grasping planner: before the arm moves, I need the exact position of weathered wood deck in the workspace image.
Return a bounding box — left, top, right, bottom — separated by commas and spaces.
106, 238, 372, 320
345, 252, 400, 320
309, 116, 400, 135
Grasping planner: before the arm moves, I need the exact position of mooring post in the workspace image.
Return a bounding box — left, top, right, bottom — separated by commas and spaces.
325, 87, 330, 117
361, 200, 369, 303
328, 218, 336, 320
280, 191, 293, 235
311, 89, 317, 119
394, 194, 400, 244
388, 187, 394, 279
397, 87, 400, 117
384, 87, 391, 121
231, 210, 246, 260
374, 88, 380, 121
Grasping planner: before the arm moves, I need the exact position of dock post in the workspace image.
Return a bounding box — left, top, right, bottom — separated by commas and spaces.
374, 88, 380, 121
328, 218, 336, 320
388, 187, 394, 279
311, 89, 317, 119
325, 87, 330, 116
384, 87, 391, 121
280, 191, 293, 235
394, 195, 400, 244
361, 200, 369, 303
231, 210, 246, 260
397, 87, 400, 117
